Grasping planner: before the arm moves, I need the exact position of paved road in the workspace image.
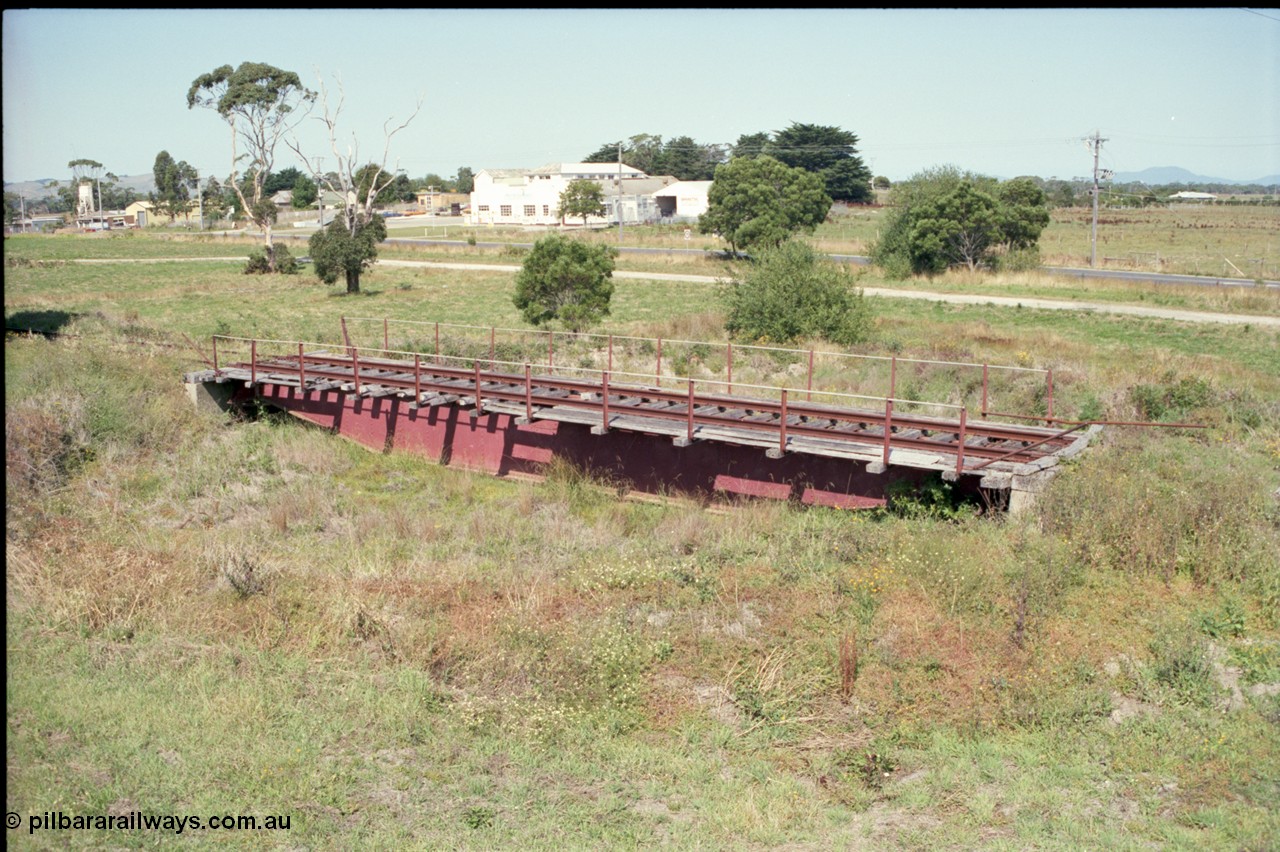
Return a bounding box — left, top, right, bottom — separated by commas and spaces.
281, 229, 1280, 291
376, 259, 1280, 328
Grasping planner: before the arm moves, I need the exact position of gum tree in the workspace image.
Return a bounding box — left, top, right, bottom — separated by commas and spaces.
287, 74, 420, 293
187, 62, 315, 271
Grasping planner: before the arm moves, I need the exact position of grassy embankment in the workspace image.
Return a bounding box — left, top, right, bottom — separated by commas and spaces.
5, 228, 1279, 849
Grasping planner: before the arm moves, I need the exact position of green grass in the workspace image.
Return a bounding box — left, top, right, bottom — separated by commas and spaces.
5, 228, 1280, 849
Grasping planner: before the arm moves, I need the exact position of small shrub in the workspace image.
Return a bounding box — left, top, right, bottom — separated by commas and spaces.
5, 397, 91, 499
1199, 597, 1247, 639
244, 244, 299, 275
208, 545, 267, 598
1149, 624, 1215, 705
1130, 371, 1214, 421
995, 246, 1042, 272
244, 248, 271, 275
858, 750, 896, 790
724, 240, 871, 346
883, 474, 977, 521
512, 235, 616, 332
1231, 641, 1280, 685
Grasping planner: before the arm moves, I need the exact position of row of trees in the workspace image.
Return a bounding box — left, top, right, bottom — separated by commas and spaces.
515, 164, 1048, 346
582, 123, 874, 203
694, 153, 1051, 275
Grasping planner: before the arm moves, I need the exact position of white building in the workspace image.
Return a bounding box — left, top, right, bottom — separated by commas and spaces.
469, 162, 678, 226
652, 181, 712, 222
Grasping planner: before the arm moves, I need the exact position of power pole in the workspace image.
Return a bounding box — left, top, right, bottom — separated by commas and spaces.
1086, 131, 1111, 268
194, 169, 204, 230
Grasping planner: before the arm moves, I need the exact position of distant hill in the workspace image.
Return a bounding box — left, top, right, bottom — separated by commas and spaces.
1112, 166, 1279, 186
4, 174, 156, 200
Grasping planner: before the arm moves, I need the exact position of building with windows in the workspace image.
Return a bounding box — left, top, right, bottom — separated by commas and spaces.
468, 163, 678, 226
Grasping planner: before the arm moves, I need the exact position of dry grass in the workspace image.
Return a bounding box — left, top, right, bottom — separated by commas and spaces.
5, 234, 1280, 847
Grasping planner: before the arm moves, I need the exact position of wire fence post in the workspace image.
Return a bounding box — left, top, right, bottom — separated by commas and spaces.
1046, 369, 1055, 425
981, 363, 989, 418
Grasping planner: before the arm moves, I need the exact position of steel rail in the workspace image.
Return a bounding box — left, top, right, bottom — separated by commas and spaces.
225, 347, 1074, 466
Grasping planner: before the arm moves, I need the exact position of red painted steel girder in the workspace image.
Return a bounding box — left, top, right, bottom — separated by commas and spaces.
223, 349, 1076, 468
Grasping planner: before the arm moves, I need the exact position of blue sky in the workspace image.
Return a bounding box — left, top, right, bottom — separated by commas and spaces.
4, 8, 1278, 186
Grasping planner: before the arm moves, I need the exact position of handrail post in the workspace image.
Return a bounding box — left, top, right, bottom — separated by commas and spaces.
340, 316, 351, 353
352, 348, 360, 394
298, 342, 306, 390
414, 354, 421, 403
778, 389, 788, 456
212, 336, 220, 377
525, 364, 532, 420
474, 361, 482, 413
687, 380, 695, 442
601, 371, 610, 433
882, 399, 893, 466
956, 407, 968, 476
